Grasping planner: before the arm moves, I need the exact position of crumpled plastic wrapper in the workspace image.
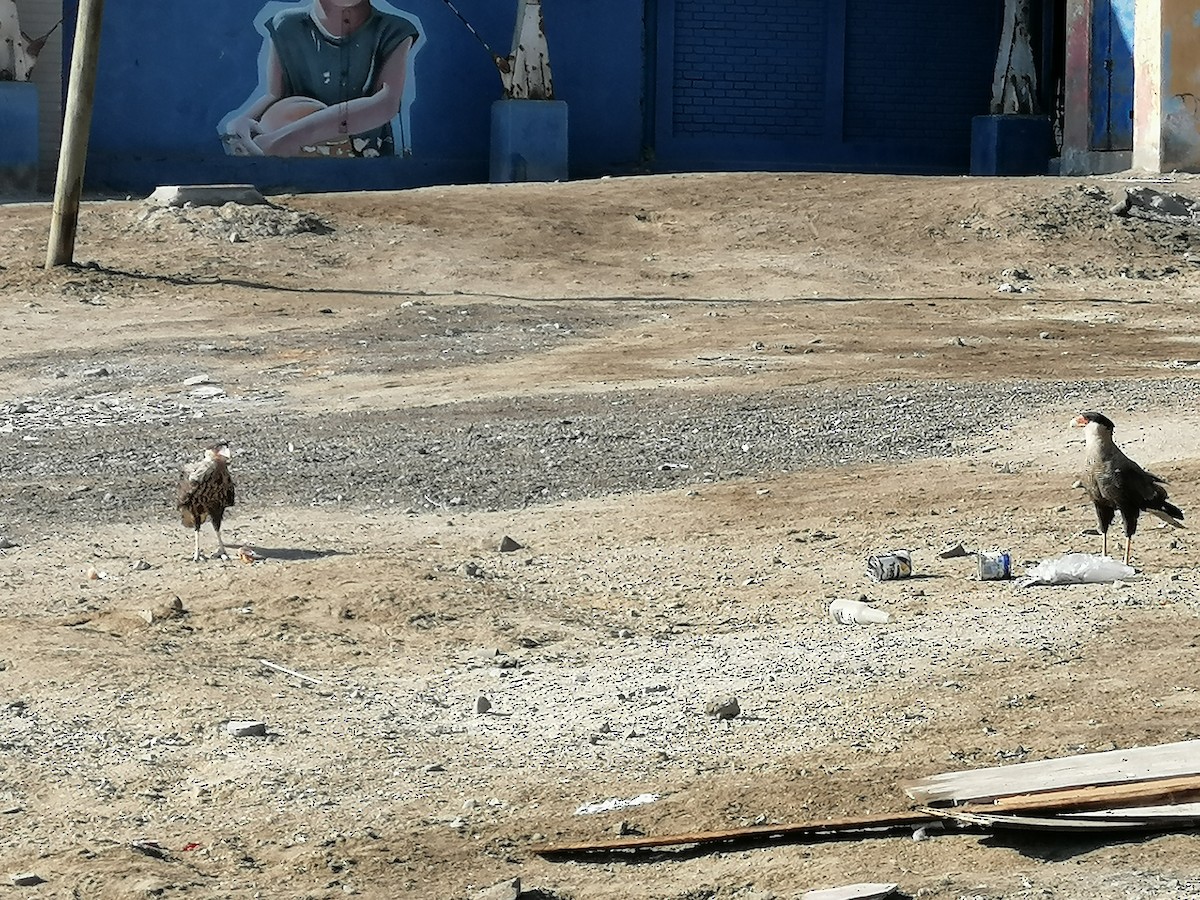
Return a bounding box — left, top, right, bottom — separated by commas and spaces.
1017, 552, 1136, 587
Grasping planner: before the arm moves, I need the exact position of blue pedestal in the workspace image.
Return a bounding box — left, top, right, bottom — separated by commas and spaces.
490, 99, 569, 183
0, 82, 38, 194
970, 114, 1053, 176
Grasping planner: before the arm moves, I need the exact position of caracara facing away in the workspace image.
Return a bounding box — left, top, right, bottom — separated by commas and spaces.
1074, 412, 1184, 565
177, 442, 235, 561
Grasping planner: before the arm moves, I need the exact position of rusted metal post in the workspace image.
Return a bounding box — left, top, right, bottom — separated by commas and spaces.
46, 0, 105, 268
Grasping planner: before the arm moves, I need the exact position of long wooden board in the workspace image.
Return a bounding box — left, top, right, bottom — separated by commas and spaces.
927, 809, 1198, 833
965, 773, 1200, 815
903, 740, 1200, 804
535, 810, 937, 856
1063, 802, 1200, 818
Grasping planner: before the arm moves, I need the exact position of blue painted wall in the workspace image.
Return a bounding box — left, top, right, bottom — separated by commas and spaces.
72, 0, 645, 193
652, 0, 1001, 174
0, 82, 39, 193
72, 0, 1004, 191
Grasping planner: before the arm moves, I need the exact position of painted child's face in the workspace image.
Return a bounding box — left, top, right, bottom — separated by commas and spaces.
320, 0, 370, 9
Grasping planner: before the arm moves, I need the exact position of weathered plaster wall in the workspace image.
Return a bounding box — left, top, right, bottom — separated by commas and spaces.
1134, 0, 1200, 172
1160, 1, 1200, 169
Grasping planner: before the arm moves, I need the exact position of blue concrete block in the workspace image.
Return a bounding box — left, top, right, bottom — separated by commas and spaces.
490, 99, 569, 183
970, 114, 1053, 176
0, 82, 38, 193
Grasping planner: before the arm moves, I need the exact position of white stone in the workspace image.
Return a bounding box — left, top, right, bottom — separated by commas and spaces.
226, 720, 267, 737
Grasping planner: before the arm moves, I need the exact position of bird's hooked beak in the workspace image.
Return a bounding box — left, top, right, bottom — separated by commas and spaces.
218, 446, 233, 461
1072, 414, 1089, 428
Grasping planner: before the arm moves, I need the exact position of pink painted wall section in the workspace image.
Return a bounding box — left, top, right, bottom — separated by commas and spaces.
1133, 0, 1162, 169
1062, 0, 1093, 157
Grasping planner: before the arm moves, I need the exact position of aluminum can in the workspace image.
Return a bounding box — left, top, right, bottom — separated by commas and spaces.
977, 551, 1012, 580
866, 549, 912, 582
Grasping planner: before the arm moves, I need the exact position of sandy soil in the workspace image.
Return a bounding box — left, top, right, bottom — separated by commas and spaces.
0, 172, 1198, 900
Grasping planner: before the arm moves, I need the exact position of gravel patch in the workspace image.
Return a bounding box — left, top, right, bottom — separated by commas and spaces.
0, 377, 1192, 530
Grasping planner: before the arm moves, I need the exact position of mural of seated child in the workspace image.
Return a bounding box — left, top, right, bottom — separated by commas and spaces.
220, 0, 420, 159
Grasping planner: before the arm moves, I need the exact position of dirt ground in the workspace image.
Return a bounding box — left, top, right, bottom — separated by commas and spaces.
1, 172, 1199, 900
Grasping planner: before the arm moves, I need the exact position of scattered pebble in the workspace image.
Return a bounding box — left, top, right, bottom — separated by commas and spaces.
704, 696, 741, 720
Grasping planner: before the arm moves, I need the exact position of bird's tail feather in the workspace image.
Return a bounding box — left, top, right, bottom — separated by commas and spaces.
1149, 506, 1185, 528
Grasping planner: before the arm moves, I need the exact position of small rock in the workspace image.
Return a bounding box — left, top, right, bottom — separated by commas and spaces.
0, 538, 16, 549
704, 696, 741, 720
423, 763, 445, 773
226, 720, 267, 737
498, 535, 523, 553
82, 366, 110, 378
937, 541, 970, 559
475, 695, 492, 714
131, 559, 152, 571
459, 561, 483, 578
10, 873, 46, 887
130, 839, 169, 859
474, 877, 520, 900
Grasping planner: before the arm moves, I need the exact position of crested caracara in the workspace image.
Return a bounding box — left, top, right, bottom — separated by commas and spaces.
1073, 412, 1184, 565
177, 442, 235, 561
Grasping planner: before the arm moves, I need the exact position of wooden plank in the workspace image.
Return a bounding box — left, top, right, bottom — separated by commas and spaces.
1063, 802, 1200, 818
927, 809, 1189, 833
534, 810, 936, 856
903, 739, 1200, 804
962, 773, 1200, 815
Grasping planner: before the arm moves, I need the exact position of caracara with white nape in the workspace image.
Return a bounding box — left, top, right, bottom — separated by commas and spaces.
177, 442, 236, 561
1073, 412, 1184, 566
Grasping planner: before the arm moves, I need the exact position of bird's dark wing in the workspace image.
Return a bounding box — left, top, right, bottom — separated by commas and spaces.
1142, 468, 1169, 485
1103, 454, 1172, 510
177, 473, 198, 509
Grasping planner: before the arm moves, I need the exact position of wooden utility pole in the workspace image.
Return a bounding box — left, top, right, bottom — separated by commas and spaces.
45, 0, 105, 268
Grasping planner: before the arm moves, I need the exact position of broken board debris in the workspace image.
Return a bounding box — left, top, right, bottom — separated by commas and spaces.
903, 739, 1200, 805
534, 810, 936, 857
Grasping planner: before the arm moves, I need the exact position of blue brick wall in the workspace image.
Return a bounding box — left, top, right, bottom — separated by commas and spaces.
671, 0, 827, 137
843, 0, 996, 144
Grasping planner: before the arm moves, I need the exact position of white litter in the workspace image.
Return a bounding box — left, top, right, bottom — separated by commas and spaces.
1018, 553, 1136, 587
574, 793, 659, 816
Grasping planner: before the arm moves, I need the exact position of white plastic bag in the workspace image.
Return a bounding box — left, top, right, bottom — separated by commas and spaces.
1018, 553, 1136, 587
829, 599, 891, 625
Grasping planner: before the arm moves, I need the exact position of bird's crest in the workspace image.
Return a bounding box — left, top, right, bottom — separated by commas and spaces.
1075, 411, 1115, 431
